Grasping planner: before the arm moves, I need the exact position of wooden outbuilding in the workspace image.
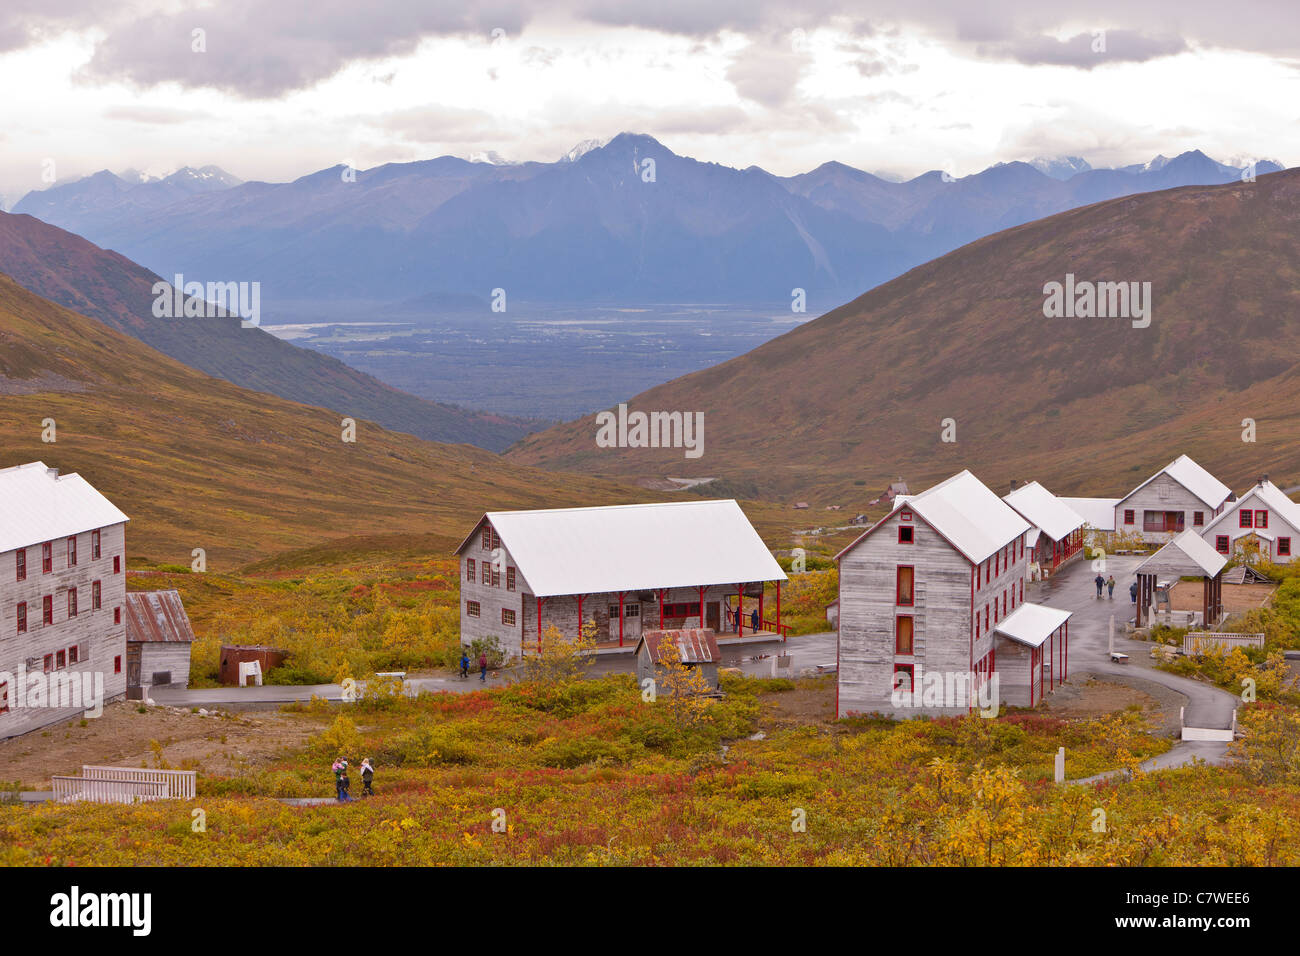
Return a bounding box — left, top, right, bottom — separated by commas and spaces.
123, 590, 197, 698
1133, 530, 1227, 628
634, 628, 721, 694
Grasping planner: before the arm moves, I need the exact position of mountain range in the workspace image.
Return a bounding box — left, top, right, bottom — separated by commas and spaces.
13, 136, 1283, 308
509, 167, 1300, 504
0, 211, 540, 450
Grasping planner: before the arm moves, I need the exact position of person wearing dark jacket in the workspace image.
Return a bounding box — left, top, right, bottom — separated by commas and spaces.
459, 652, 470, 679
1094, 574, 1105, 598
750, 608, 760, 633
339, 768, 351, 802
360, 758, 375, 797
479, 652, 488, 682
1130, 581, 1139, 603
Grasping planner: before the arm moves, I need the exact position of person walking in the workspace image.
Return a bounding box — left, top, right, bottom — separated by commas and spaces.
332, 757, 345, 801
1106, 575, 1116, 599
750, 608, 760, 634
360, 758, 375, 797
459, 650, 470, 680
339, 765, 352, 802
1094, 573, 1105, 598
479, 651, 488, 682
1130, 581, 1139, 604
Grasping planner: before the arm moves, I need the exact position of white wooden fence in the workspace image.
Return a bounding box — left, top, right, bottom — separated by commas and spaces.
53, 766, 196, 803
1183, 632, 1265, 656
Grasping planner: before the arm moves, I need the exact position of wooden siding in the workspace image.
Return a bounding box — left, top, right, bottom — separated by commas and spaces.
1202, 501, 1300, 564
138, 642, 192, 691
1116, 474, 1223, 544
0, 522, 129, 739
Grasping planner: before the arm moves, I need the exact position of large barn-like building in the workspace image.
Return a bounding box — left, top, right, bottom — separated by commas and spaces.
454, 500, 787, 658
836, 471, 1073, 718
0, 462, 129, 738
1201, 477, 1300, 565
1113, 455, 1231, 544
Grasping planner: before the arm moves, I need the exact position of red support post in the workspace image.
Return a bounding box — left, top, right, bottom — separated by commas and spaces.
1064, 620, 1068, 680
618, 590, 625, 647
758, 588, 765, 635
737, 584, 743, 635
537, 596, 543, 652
776, 580, 783, 641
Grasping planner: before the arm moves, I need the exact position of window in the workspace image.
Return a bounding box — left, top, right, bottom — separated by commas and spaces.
1215, 535, 1230, 554
1019, 539, 1024, 559
69, 645, 79, 664
490, 567, 501, 588
995, 552, 1000, 576
15, 549, 25, 582
1256, 510, 1269, 529
1278, 538, 1292, 557
984, 607, 989, 631
114, 607, 121, 624
113, 556, 121, 574
67, 589, 77, 618
1193, 511, 1204, 526
1003, 592, 1007, 615
501, 608, 516, 626
92, 581, 102, 610
1123, 509, 1135, 525
892, 663, 914, 694
114, 655, 122, 674
1019, 580, 1023, 603
55, 649, 66, 669
481, 527, 492, 550
466, 600, 481, 617
481, 562, 490, 585
92, 530, 101, 559
1144, 511, 1184, 533
0, 682, 7, 714
506, 566, 516, 591
43, 595, 53, 625
625, 603, 640, 618
896, 566, 914, 606
899, 509, 912, 522
1240, 510, 1253, 528
895, 616, 914, 655
43, 653, 53, 673
16, 602, 26, 635
898, 525, 914, 544
466, 558, 476, 581
42, 542, 52, 573
664, 602, 701, 618
67, 536, 77, 567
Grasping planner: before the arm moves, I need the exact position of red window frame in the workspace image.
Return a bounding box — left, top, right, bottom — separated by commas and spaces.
1240, 510, 1253, 528
466, 558, 476, 581
1123, 509, 1135, 525
1256, 510, 1268, 529
893, 663, 914, 694
1193, 511, 1204, 526
899, 509, 912, 522
43, 653, 53, 673
0, 681, 7, 714
114, 655, 122, 674
898, 525, 914, 544
895, 615, 914, 655
481, 527, 492, 550
67, 589, 77, 618
43, 595, 53, 625
984, 607, 989, 631
895, 566, 915, 606
466, 600, 481, 617
42, 541, 52, 573
114, 606, 121, 624
67, 536, 76, 567
501, 608, 516, 626
55, 649, 66, 669
113, 555, 121, 574
481, 562, 490, 585
506, 567, 516, 591
92, 529, 101, 559
1278, 537, 1292, 557
16, 602, 26, 635
69, 645, 79, 664
15, 549, 25, 582
1215, 535, 1229, 554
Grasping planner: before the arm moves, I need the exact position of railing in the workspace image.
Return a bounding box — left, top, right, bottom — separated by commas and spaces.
52, 776, 170, 804
1183, 632, 1265, 656
80, 766, 196, 799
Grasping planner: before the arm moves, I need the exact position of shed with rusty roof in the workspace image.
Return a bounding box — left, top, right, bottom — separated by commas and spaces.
634, 628, 721, 694
124, 590, 197, 697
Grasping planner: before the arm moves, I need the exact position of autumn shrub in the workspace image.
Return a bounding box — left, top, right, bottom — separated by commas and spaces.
312, 714, 363, 760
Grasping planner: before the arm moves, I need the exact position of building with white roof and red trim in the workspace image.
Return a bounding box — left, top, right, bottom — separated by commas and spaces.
1201, 476, 1300, 565
1113, 455, 1231, 544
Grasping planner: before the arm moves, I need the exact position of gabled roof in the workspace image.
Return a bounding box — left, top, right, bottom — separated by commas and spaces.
993, 603, 1072, 648
1135, 529, 1228, 578
1122, 455, 1230, 510
454, 500, 785, 598
637, 628, 720, 664
1058, 497, 1119, 532
1203, 481, 1300, 536
1003, 482, 1086, 542
844, 470, 1030, 565
0, 462, 129, 555
124, 590, 198, 644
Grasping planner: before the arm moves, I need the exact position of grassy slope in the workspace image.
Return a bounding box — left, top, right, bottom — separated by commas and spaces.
510, 169, 1300, 504
0, 274, 668, 568
0, 211, 539, 451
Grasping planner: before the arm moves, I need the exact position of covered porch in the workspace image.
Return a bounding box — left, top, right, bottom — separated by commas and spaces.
1133, 530, 1227, 628
993, 603, 1073, 708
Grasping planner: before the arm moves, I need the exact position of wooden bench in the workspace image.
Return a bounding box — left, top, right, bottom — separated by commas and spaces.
1109, 652, 1129, 664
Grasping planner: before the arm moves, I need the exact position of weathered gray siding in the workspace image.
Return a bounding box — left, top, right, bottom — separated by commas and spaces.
1116, 474, 1223, 544
0, 522, 129, 739
138, 642, 192, 691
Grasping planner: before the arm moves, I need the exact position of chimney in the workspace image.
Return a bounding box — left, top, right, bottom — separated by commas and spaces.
1009, 479, 1018, 492
46, 467, 58, 479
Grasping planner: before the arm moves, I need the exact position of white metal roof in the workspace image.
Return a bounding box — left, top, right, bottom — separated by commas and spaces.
0, 462, 129, 555
1135, 529, 1228, 578
887, 471, 1031, 564
1003, 482, 1086, 543
993, 602, 1072, 648
1124, 455, 1231, 510
1058, 497, 1119, 532
456, 499, 786, 597
1203, 481, 1300, 535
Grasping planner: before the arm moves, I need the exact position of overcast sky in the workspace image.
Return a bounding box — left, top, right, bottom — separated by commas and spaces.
1, 0, 1296, 202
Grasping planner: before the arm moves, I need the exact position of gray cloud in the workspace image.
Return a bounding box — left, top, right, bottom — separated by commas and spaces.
976, 29, 1189, 68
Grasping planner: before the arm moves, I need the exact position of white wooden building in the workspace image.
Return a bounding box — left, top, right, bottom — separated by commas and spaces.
1113, 455, 1231, 544
836, 470, 1073, 718
454, 500, 787, 658
0, 462, 129, 739
1003, 481, 1086, 578
124, 590, 197, 698
1200, 477, 1300, 565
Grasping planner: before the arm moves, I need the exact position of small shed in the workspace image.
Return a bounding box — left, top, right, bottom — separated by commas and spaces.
635, 628, 721, 694
124, 590, 197, 698
219, 645, 288, 686
1133, 530, 1227, 627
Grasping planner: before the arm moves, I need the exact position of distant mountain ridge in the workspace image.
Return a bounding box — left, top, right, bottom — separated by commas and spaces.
0, 211, 541, 450
13, 136, 1285, 307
